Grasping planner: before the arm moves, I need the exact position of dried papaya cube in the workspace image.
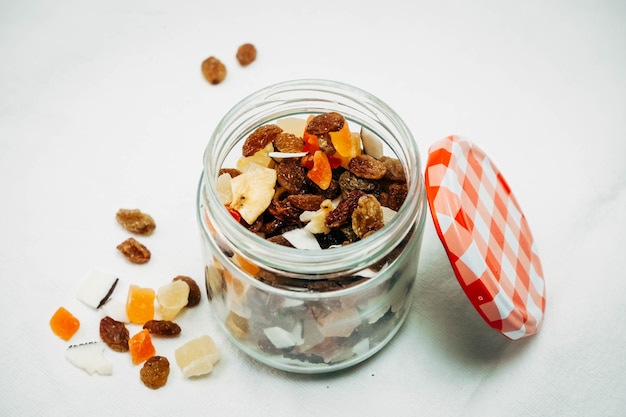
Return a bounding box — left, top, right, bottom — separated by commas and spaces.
129, 329, 156, 365
50, 306, 80, 341
126, 285, 155, 324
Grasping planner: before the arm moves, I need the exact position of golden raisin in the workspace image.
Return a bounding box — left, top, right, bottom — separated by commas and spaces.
348, 154, 387, 180
140, 356, 170, 389
274, 133, 304, 153
116, 208, 156, 236
116, 237, 151, 264
236, 43, 257, 66
201, 56, 227, 85
242, 124, 283, 157
352, 194, 384, 238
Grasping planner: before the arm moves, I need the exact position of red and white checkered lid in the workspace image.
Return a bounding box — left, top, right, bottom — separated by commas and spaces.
424, 135, 546, 340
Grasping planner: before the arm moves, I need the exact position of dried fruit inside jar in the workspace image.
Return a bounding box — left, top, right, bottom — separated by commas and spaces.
216, 112, 408, 254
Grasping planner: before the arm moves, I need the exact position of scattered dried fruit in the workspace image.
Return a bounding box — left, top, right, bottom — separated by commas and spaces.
173, 276, 201, 307
116, 237, 151, 264
140, 356, 170, 389
129, 329, 156, 365
175, 335, 220, 378
99, 316, 130, 352
143, 320, 182, 337
65, 342, 113, 375
116, 209, 156, 236
50, 307, 80, 341
236, 43, 257, 66
126, 285, 155, 325
201, 56, 227, 85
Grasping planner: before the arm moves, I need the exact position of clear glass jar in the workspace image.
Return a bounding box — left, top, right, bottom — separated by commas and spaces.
197, 79, 427, 373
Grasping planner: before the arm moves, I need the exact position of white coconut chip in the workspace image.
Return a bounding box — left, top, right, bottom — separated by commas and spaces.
282, 228, 321, 250
360, 126, 384, 159
65, 342, 112, 376
263, 326, 301, 349
76, 269, 119, 309
268, 151, 308, 159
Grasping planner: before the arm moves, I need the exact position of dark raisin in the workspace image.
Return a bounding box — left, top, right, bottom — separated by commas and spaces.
268, 200, 302, 225
276, 158, 307, 194
380, 156, 406, 182
287, 194, 326, 211
325, 190, 366, 228
267, 235, 295, 247
338, 170, 380, 197
143, 320, 182, 337
99, 316, 129, 352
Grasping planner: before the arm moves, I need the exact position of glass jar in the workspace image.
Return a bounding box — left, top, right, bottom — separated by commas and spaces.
197, 79, 428, 373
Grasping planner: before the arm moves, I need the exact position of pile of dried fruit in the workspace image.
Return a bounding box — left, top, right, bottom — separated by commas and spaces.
50, 209, 220, 389
216, 111, 408, 250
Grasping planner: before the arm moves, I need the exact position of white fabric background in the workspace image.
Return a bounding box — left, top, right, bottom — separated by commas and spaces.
1, 0, 624, 416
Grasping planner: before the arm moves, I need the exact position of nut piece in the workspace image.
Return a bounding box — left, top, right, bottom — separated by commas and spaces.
99, 316, 129, 352
116, 209, 156, 236
173, 275, 202, 307
236, 43, 257, 66
201, 56, 227, 85
116, 237, 151, 264
140, 356, 170, 389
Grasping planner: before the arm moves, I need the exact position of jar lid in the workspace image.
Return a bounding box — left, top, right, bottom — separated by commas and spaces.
424, 135, 546, 340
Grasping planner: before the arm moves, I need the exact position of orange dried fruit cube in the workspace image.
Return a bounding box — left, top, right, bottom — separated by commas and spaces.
129, 329, 156, 365
50, 307, 80, 341
307, 150, 332, 190
126, 285, 155, 324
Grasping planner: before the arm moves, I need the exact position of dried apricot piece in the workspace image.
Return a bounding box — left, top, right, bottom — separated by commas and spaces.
126, 285, 155, 325
307, 150, 332, 190
140, 356, 170, 389
50, 307, 80, 341
129, 329, 156, 365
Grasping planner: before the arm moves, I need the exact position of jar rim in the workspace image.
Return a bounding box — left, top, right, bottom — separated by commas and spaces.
200, 78, 426, 277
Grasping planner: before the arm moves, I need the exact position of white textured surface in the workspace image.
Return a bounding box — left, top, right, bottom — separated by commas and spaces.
1, 0, 624, 416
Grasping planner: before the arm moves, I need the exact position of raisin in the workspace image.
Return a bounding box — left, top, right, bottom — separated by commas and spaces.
116, 237, 151, 264
317, 133, 336, 156
352, 194, 384, 238
219, 168, 242, 178
99, 316, 129, 352
325, 190, 365, 228
236, 43, 257, 66
309, 178, 342, 200
338, 170, 380, 197
268, 200, 302, 225
348, 154, 387, 180
201, 56, 226, 85
383, 183, 408, 211
287, 194, 326, 211
380, 156, 406, 182
140, 356, 170, 389
262, 218, 285, 235
274, 132, 304, 153
143, 320, 182, 337
173, 275, 201, 307
267, 235, 295, 247
242, 124, 282, 157
116, 209, 156, 236
276, 158, 307, 194
305, 112, 345, 135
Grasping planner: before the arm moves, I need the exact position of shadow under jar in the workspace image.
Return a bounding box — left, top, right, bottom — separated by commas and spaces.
197, 79, 427, 373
